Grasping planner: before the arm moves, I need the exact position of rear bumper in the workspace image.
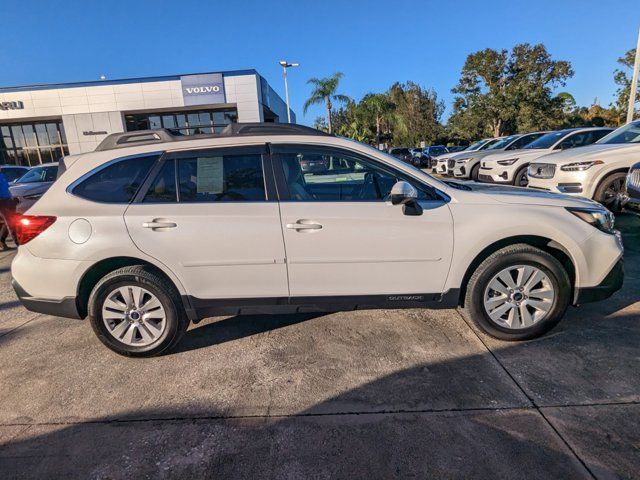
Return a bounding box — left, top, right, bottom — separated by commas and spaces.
12, 278, 82, 319
574, 259, 624, 305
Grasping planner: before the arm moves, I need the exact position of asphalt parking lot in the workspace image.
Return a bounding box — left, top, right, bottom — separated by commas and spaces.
0, 214, 637, 479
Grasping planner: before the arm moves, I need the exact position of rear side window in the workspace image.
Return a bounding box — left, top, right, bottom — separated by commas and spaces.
1, 167, 28, 182
177, 153, 265, 202
143, 160, 177, 203
72, 154, 158, 203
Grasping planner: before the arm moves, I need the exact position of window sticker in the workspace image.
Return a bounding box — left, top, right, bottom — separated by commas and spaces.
196, 157, 224, 194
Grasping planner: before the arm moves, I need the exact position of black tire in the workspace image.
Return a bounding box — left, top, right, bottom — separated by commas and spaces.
594, 172, 627, 213
88, 265, 189, 357
514, 165, 529, 187
461, 244, 571, 341
470, 163, 481, 182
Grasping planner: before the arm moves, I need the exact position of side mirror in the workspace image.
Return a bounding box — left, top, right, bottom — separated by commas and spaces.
390, 181, 418, 205
390, 181, 423, 216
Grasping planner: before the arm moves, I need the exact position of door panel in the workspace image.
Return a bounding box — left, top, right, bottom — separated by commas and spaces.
125, 203, 288, 299
280, 201, 453, 296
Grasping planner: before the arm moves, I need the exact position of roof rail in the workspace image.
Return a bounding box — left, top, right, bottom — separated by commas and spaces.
95, 130, 176, 151
95, 122, 330, 151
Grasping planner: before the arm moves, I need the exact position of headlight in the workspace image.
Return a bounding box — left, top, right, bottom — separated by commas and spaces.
497, 158, 518, 166
456, 157, 471, 163
560, 160, 604, 171
566, 207, 615, 234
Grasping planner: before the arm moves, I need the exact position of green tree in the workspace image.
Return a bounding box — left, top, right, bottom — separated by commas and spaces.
388, 81, 444, 146
449, 43, 573, 138
613, 48, 640, 123
359, 93, 396, 145
303, 72, 350, 134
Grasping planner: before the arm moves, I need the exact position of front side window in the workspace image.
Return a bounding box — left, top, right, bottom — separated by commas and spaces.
508, 133, 544, 150
279, 148, 432, 202
72, 155, 158, 203
524, 131, 568, 149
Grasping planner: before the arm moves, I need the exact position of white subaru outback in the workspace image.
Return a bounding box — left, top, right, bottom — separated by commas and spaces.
11, 124, 624, 357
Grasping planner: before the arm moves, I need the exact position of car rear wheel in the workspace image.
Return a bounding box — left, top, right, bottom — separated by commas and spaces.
462, 244, 571, 340
88, 265, 189, 357
594, 172, 627, 213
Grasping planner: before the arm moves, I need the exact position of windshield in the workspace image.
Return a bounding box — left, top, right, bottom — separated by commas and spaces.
15, 165, 58, 184
428, 146, 447, 156
524, 131, 568, 149
487, 135, 519, 150
466, 140, 487, 151
597, 121, 640, 144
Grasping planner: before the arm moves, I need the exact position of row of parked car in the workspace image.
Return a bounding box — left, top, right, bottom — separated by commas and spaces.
426, 121, 640, 213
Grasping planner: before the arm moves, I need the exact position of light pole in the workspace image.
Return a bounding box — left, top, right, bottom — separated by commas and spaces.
279, 60, 299, 123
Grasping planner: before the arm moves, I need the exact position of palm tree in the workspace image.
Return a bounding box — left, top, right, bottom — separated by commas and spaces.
360, 93, 395, 146
303, 72, 350, 134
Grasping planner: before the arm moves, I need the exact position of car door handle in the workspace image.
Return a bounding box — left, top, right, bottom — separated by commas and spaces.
142, 220, 177, 230
286, 220, 323, 231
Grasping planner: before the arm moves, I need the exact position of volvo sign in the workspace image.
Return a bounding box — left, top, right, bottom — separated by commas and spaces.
181, 73, 226, 106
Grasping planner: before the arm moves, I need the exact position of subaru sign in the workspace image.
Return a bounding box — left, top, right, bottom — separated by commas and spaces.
181, 73, 226, 106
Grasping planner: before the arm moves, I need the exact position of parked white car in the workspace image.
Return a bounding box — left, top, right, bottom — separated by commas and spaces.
478, 128, 613, 187
451, 132, 547, 181
12, 124, 623, 357
528, 120, 640, 212
431, 138, 497, 174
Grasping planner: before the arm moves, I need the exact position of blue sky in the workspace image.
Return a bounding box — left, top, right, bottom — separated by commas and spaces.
0, 0, 638, 125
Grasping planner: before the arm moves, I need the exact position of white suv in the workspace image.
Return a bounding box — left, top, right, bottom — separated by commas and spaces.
478, 128, 613, 187
11, 124, 624, 357
528, 120, 640, 212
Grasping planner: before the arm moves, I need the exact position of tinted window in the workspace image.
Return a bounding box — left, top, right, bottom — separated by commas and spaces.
73, 155, 157, 203
524, 131, 569, 149
280, 148, 432, 202
1, 167, 28, 182
177, 153, 265, 202
557, 131, 600, 149
143, 160, 177, 203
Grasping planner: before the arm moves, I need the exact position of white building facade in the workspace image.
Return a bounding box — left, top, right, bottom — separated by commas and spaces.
0, 69, 294, 164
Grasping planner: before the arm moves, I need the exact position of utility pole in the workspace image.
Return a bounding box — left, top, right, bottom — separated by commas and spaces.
627, 27, 640, 124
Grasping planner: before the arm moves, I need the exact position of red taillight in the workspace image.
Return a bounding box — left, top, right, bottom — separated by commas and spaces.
14, 215, 56, 245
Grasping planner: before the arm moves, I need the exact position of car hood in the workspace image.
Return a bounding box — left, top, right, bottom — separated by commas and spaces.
482, 148, 550, 165
446, 181, 601, 208
531, 143, 640, 164
9, 182, 52, 197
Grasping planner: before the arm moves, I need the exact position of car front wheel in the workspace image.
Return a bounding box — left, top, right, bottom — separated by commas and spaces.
88, 265, 189, 357
594, 172, 627, 213
462, 244, 571, 340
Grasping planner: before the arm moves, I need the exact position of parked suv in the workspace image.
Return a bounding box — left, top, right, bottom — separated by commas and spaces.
528, 121, 640, 212
624, 161, 640, 212
12, 124, 624, 357
9, 162, 59, 214
451, 132, 547, 181
432, 138, 497, 174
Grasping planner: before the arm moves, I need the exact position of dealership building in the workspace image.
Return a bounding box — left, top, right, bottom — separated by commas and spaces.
0, 69, 295, 165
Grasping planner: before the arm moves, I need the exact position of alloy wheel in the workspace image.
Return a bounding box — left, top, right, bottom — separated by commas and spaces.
517, 169, 529, 187
102, 286, 167, 346
602, 177, 625, 211
483, 265, 555, 329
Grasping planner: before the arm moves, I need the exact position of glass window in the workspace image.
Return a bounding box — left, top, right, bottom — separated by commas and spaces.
144, 160, 177, 203
177, 153, 265, 202
598, 121, 640, 144
524, 131, 569, 149
0, 167, 28, 182
72, 155, 158, 203
15, 165, 58, 184
280, 149, 431, 202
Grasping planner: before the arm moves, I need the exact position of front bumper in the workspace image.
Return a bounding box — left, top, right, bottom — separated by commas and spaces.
478, 170, 512, 184
574, 259, 624, 304
12, 278, 82, 319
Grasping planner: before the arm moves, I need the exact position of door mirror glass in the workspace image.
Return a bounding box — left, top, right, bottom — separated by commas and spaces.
390, 181, 418, 205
